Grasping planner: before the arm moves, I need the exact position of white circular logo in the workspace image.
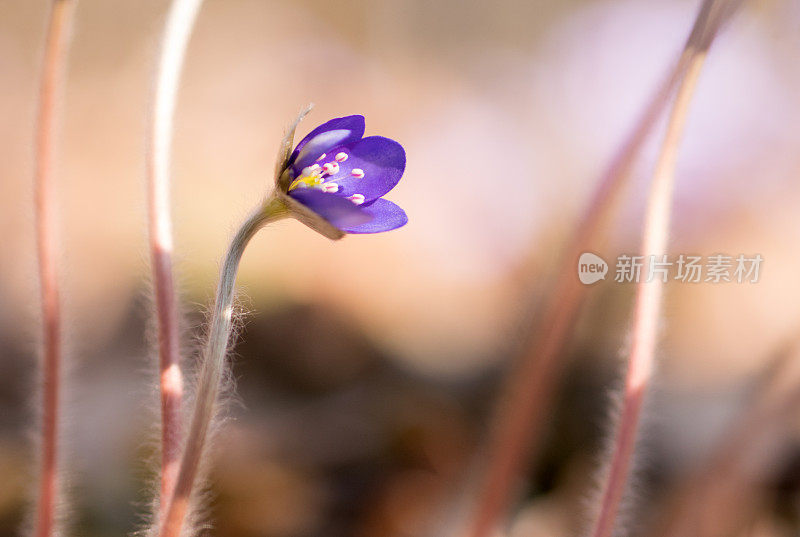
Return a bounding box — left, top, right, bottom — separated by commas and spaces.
578, 252, 608, 284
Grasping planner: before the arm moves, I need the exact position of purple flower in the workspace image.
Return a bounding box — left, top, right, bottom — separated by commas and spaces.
277, 115, 407, 235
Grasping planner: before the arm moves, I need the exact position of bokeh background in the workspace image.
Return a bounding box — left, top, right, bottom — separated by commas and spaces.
2, 0, 800, 536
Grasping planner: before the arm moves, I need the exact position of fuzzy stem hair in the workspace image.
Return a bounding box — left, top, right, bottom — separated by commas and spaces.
32, 2, 76, 537
457, 2, 741, 536
157, 198, 288, 537
655, 340, 800, 537
587, 25, 712, 537
146, 0, 204, 510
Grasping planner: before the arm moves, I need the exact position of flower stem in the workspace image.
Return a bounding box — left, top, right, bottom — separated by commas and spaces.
33, 2, 75, 537
460, 3, 741, 536
655, 340, 800, 537
587, 40, 708, 537
157, 198, 288, 537
146, 0, 204, 509
463, 26, 692, 537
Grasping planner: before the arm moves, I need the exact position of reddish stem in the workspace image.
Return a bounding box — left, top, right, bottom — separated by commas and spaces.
151, 249, 183, 506
147, 0, 204, 508
33, 2, 75, 537
158, 202, 288, 537
462, 35, 690, 537
588, 44, 708, 537
655, 341, 800, 537
461, 2, 741, 536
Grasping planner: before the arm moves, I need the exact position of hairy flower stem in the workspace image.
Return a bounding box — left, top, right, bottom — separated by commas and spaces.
655, 341, 800, 537
460, 3, 741, 537
33, 2, 75, 537
157, 198, 288, 537
462, 70, 684, 537
463, 18, 696, 537
146, 0, 204, 508
587, 45, 708, 537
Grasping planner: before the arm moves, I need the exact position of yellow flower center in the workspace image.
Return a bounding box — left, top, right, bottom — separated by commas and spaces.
288, 165, 324, 191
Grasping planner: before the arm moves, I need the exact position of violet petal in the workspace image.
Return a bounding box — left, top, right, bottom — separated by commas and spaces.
319, 136, 405, 203
336, 198, 407, 234
289, 188, 373, 228
288, 115, 365, 171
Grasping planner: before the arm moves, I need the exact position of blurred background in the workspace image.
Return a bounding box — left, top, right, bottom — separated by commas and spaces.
2, 0, 800, 536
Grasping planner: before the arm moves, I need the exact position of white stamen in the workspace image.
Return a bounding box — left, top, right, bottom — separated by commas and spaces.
316, 153, 326, 161
335, 152, 348, 162
322, 183, 339, 193
348, 194, 365, 205
302, 164, 321, 176
350, 168, 365, 179
323, 162, 339, 175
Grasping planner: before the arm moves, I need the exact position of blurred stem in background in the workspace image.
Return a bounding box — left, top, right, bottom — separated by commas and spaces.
157, 198, 289, 537
459, 2, 740, 537
587, 21, 711, 537
655, 339, 800, 537
33, 2, 76, 537
146, 0, 204, 514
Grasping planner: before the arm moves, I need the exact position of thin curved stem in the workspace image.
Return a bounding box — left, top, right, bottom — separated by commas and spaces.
460, 3, 739, 536
587, 44, 708, 537
33, 2, 76, 537
462, 27, 690, 537
157, 198, 288, 537
655, 340, 800, 537
146, 0, 204, 508
461, 57, 687, 537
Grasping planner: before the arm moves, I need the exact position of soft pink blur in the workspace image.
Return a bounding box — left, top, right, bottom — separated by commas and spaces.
1, 1, 800, 536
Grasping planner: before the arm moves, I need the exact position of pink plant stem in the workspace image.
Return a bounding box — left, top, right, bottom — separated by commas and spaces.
656, 341, 800, 537
462, 31, 694, 537
146, 0, 204, 510
460, 3, 740, 536
588, 46, 708, 537
33, 2, 75, 537
158, 201, 288, 537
